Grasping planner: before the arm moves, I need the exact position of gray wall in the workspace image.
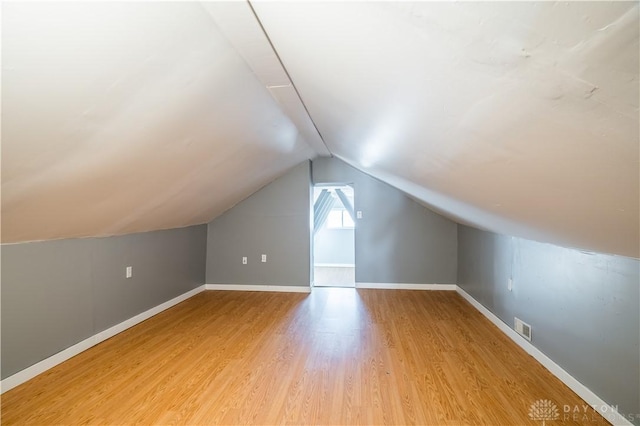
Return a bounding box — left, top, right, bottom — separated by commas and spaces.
206, 161, 312, 286
314, 228, 355, 265
1, 225, 207, 379
312, 157, 457, 284
457, 225, 640, 423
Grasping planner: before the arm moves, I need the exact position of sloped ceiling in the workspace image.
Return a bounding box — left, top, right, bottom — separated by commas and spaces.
2, 2, 639, 258
251, 1, 639, 258
1, 2, 316, 243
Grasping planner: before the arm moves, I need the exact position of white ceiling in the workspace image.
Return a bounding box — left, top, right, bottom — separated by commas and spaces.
2, 2, 638, 258
2, 2, 314, 242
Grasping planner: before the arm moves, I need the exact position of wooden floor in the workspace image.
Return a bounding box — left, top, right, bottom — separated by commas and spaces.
2, 288, 607, 425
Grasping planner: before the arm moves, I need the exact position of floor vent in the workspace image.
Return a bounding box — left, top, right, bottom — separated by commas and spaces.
514, 317, 532, 341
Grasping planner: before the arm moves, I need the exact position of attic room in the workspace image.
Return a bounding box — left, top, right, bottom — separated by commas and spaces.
1, 1, 638, 425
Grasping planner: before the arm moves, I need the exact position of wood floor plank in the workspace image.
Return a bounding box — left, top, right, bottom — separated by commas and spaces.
2, 288, 609, 425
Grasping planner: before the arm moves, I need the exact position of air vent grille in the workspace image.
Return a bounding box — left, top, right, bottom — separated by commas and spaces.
515, 317, 532, 341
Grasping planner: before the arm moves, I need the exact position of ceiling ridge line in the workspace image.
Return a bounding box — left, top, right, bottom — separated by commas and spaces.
246, 0, 333, 158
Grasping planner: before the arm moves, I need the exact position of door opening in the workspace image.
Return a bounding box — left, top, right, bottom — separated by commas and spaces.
312, 184, 355, 287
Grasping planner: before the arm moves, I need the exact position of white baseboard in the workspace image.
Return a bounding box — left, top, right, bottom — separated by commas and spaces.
1, 282, 630, 426
455, 286, 631, 426
0, 285, 206, 394
356, 282, 457, 291
205, 284, 311, 293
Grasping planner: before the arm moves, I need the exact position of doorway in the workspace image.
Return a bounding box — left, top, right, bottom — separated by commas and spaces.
313, 185, 355, 287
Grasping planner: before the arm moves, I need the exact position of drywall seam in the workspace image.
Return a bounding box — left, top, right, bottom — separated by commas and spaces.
356, 283, 457, 291
205, 284, 311, 293
0, 285, 207, 394
455, 286, 632, 426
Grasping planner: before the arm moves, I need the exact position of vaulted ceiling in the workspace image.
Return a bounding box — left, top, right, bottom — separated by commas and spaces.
2, 1, 638, 258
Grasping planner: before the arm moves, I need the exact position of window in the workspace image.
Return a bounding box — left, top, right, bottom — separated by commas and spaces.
327, 209, 354, 229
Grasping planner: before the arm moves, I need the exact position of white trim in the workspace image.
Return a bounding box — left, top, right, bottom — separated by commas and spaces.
205, 284, 311, 293
313, 282, 356, 288
1, 282, 630, 426
0, 285, 206, 394
455, 286, 632, 426
356, 282, 457, 291
314, 263, 355, 268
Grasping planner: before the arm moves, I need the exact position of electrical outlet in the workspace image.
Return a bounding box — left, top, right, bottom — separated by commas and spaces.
242, 257, 247, 265
261, 254, 267, 263
508, 278, 513, 291
126, 266, 132, 278
356, 211, 363, 219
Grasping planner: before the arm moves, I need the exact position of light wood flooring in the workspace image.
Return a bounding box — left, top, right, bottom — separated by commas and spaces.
1, 288, 608, 425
